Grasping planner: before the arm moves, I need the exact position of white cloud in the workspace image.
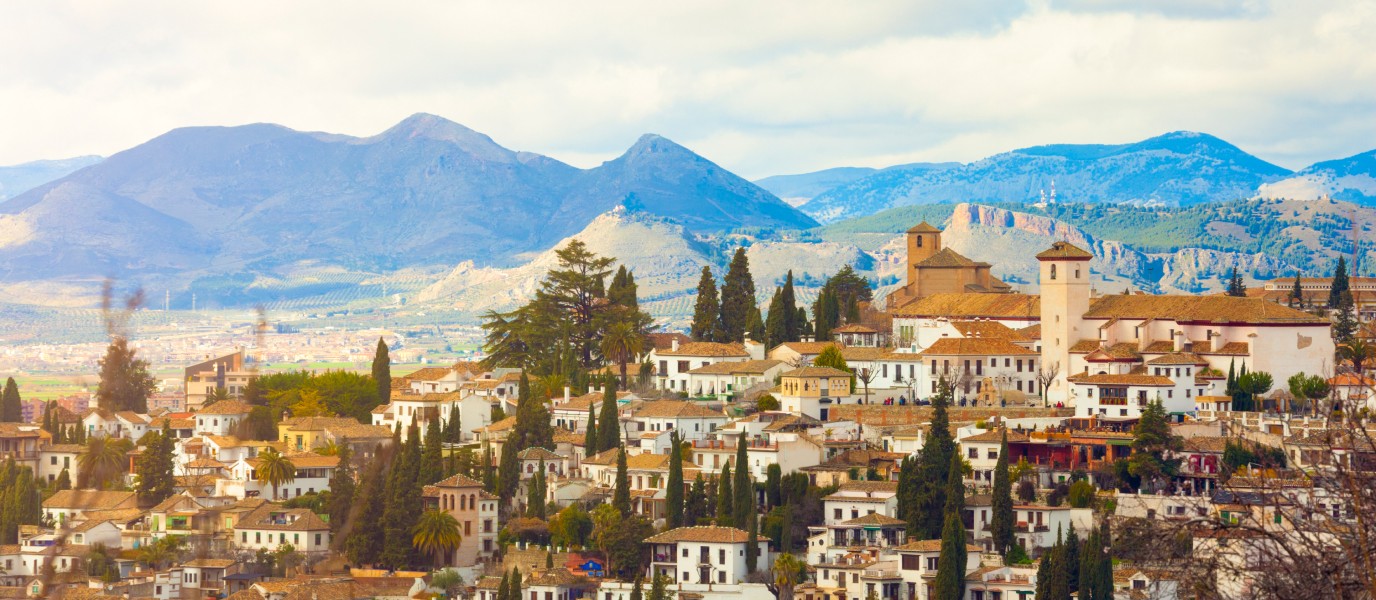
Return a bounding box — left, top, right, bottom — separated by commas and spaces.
0, 0, 1372, 177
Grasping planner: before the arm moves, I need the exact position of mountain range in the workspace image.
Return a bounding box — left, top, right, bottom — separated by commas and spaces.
0, 156, 103, 201
0, 114, 816, 282
799, 131, 1296, 223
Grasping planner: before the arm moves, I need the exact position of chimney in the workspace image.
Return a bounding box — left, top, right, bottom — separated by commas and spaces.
563, 386, 571, 404
1172, 329, 1183, 352
671, 338, 679, 352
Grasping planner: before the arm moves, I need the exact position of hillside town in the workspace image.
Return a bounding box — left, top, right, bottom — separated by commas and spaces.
0, 223, 1371, 600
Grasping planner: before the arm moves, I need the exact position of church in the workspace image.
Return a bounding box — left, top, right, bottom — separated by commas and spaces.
884, 222, 1012, 311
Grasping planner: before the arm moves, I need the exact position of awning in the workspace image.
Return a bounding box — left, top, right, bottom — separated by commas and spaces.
1106, 439, 1132, 446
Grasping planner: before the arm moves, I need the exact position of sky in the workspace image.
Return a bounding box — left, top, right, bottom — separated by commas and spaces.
1, 0, 1374, 178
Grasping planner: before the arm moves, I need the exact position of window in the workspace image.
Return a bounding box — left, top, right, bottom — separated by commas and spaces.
315, 534, 322, 545
834, 509, 842, 520
1050, 264, 1057, 280
852, 510, 859, 519
987, 449, 998, 459
255, 532, 261, 543
719, 549, 726, 564
678, 361, 690, 373
927, 557, 938, 570
968, 448, 978, 459
718, 572, 726, 584
1016, 360, 1023, 372
916, 236, 922, 247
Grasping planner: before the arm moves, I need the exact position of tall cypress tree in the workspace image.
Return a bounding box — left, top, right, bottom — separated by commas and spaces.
528, 458, 547, 518
1289, 272, 1304, 306
733, 439, 751, 527
991, 430, 1014, 555
0, 378, 21, 423
746, 307, 766, 345
327, 438, 355, 535
898, 455, 919, 534
931, 506, 966, 600
1080, 528, 1099, 600
419, 416, 444, 486
719, 248, 757, 343
41, 402, 52, 434
347, 457, 386, 566
373, 338, 392, 403
1035, 544, 1054, 599
666, 431, 684, 528
498, 434, 520, 508
944, 450, 966, 574
1331, 256, 1350, 308
716, 463, 733, 526
584, 403, 599, 458
764, 290, 787, 349
780, 503, 794, 554
482, 442, 495, 493
691, 267, 724, 342
745, 500, 759, 574
597, 375, 620, 451
1065, 526, 1081, 594
1047, 527, 1068, 600
510, 568, 523, 600
916, 379, 955, 539
495, 571, 510, 600
613, 446, 631, 516
781, 271, 799, 342
685, 474, 707, 526
382, 432, 421, 568
1096, 521, 1113, 600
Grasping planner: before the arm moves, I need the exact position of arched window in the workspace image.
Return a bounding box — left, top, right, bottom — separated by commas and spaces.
916, 236, 923, 248
1050, 264, 1057, 280
527, 464, 534, 473
1075, 267, 1081, 279
470, 494, 476, 509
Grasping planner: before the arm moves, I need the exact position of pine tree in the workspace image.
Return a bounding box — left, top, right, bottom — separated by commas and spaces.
666, 431, 684, 528
327, 438, 355, 534
716, 463, 734, 526
613, 446, 631, 516
419, 415, 444, 486
1335, 290, 1359, 342
134, 423, 176, 505
95, 339, 155, 413
746, 307, 765, 344
764, 290, 787, 349
373, 338, 392, 403
733, 439, 752, 527
597, 376, 620, 451
1331, 256, 1350, 308
1290, 272, 1304, 307
991, 430, 1015, 555
647, 572, 670, 600
781, 271, 799, 342
1226, 266, 1246, 297
0, 378, 21, 423
691, 267, 724, 342
718, 248, 757, 343
584, 403, 599, 458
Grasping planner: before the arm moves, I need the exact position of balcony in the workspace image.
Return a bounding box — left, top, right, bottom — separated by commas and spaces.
862, 570, 902, 579
0, 450, 37, 460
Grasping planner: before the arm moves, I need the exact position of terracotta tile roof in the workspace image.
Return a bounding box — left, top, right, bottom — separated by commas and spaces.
517, 447, 565, 461
1142, 341, 1175, 353
555, 390, 629, 411
773, 341, 844, 355
326, 423, 394, 440
43, 490, 137, 510
781, 367, 852, 378
961, 428, 1028, 443
1069, 339, 1101, 353
625, 453, 699, 473
646, 333, 694, 351
1085, 294, 1325, 324
919, 338, 1036, 357
237, 504, 330, 531
657, 342, 750, 357
1203, 341, 1250, 355
476, 577, 504, 590
916, 247, 984, 268
896, 540, 984, 553
1083, 343, 1142, 361
428, 473, 485, 489
475, 416, 517, 433
1066, 373, 1173, 386
907, 222, 942, 233
450, 361, 486, 376
644, 526, 750, 544
183, 558, 237, 568
839, 347, 888, 361
1181, 437, 1232, 453
406, 367, 457, 382
1328, 373, 1376, 386
828, 405, 1073, 426
876, 351, 923, 362
75, 508, 144, 522
552, 430, 585, 445
175, 475, 220, 488
246, 455, 339, 468
837, 481, 899, 493
148, 417, 195, 429
184, 457, 227, 468
198, 400, 253, 415
832, 324, 877, 333
0, 423, 43, 437
631, 401, 724, 419
948, 320, 1030, 341
80, 408, 114, 420
371, 404, 392, 415
582, 447, 622, 465
222, 591, 264, 600
891, 293, 1040, 319
150, 494, 201, 513
1145, 353, 1208, 365
69, 518, 112, 532
41, 443, 85, 453
686, 360, 783, 375
1016, 324, 1041, 340
841, 513, 906, 526
1035, 241, 1094, 259
115, 411, 151, 424
280, 417, 365, 431
205, 435, 265, 448
525, 568, 581, 587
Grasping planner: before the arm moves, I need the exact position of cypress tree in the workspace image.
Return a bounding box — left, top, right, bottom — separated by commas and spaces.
745, 502, 759, 574
1331, 256, 1350, 308
419, 415, 444, 486
991, 430, 1015, 555
719, 248, 757, 343
346, 457, 386, 566
373, 338, 392, 403
327, 438, 355, 534
796, 307, 812, 338
781, 271, 798, 342
382, 432, 420, 568
944, 450, 967, 575
1047, 527, 1068, 600
629, 575, 643, 600
134, 423, 176, 505
498, 434, 520, 508
1035, 546, 1053, 599
733, 438, 751, 526
0, 378, 20, 423
764, 290, 787, 349
746, 307, 766, 344
931, 511, 966, 600
666, 431, 684, 528
495, 570, 510, 600
482, 442, 495, 493
716, 463, 734, 526
916, 379, 955, 539
685, 473, 707, 526
1065, 526, 1081, 594
41, 402, 52, 434
584, 403, 598, 458
897, 456, 918, 535
1096, 521, 1112, 600
765, 463, 781, 509
780, 503, 794, 554
1290, 272, 1304, 306
613, 446, 631, 516
691, 267, 724, 342
528, 458, 547, 518
597, 376, 620, 451
1080, 529, 1099, 600
55, 469, 71, 491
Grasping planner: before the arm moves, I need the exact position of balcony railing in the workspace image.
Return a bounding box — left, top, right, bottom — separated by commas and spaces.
0, 450, 38, 460
862, 570, 902, 579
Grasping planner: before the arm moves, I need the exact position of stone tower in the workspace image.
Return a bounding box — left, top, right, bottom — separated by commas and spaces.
905, 222, 942, 287
1037, 241, 1094, 404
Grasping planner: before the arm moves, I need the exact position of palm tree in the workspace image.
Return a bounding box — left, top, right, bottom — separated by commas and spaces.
78, 436, 128, 490
204, 387, 231, 407
138, 536, 179, 570
599, 322, 643, 390
412, 510, 463, 568
313, 440, 339, 456
1340, 338, 1376, 375
254, 448, 296, 500
772, 553, 805, 600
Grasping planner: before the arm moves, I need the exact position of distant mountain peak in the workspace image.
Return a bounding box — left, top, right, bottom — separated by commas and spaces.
368, 113, 516, 162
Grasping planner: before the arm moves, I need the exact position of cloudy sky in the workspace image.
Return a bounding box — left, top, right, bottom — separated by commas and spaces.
1, 0, 1373, 178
